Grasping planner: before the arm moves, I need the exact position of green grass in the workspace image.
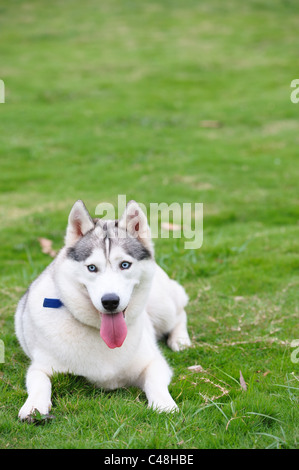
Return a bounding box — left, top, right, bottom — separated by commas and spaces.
0, 0, 298, 449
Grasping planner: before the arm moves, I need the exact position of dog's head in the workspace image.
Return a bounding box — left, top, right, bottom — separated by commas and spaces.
62, 200, 155, 348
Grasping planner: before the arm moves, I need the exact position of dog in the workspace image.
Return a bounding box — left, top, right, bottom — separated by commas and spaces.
15, 199, 191, 421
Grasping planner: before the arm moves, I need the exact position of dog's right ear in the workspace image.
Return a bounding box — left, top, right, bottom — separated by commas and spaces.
65, 200, 94, 247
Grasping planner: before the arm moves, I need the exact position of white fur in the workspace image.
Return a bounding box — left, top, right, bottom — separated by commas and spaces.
15, 201, 191, 421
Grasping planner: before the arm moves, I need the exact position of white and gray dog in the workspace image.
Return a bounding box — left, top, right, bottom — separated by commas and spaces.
15, 200, 191, 420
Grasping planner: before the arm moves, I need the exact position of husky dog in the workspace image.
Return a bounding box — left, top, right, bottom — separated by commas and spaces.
15, 200, 191, 421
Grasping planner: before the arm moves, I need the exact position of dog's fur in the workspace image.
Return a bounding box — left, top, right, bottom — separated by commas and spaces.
15, 200, 191, 420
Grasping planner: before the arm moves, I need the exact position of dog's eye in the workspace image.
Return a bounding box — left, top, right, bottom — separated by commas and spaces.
87, 264, 98, 273
120, 261, 132, 270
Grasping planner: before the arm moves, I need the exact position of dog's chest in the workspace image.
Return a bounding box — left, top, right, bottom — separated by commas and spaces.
50, 318, 143, 388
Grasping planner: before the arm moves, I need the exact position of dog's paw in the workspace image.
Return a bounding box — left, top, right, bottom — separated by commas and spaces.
149, 398, 179, 414
18, 398, 52, 422
167, 334, 191, 352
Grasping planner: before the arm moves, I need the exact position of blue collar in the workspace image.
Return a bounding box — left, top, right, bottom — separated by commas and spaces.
43, 298, 64, 309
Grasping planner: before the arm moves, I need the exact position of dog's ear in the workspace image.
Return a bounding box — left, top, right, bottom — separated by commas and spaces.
65, 200, 94, 247
118, 200, 154, 255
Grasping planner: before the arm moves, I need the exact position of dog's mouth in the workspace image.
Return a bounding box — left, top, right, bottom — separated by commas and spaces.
100, 307, 127, 349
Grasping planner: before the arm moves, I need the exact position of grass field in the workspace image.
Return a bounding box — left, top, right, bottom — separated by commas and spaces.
0, 0, 298, 449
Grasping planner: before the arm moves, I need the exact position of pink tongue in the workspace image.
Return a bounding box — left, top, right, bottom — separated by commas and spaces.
100, 311, 127, 349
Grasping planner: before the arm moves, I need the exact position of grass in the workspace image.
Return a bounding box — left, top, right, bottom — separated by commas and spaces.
0, 0, 298, 449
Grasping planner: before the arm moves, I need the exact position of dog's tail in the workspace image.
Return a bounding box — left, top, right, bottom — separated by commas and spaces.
170, 280, 189, 310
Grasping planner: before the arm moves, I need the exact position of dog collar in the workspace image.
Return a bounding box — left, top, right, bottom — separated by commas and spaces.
43, 298, 64, 308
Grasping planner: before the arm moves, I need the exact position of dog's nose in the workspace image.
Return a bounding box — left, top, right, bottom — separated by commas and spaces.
101, 293, 120, 312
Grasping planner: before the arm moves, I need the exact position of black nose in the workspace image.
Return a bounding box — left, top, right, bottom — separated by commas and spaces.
101, 293, 120, 312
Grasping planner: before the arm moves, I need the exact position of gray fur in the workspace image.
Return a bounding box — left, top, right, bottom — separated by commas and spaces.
67, 230, 98, 261
67, 219, 152, 262
119, 236, 152, 261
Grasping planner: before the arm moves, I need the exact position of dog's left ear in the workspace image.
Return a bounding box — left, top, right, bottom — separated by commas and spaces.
118, 200, 154, 255
65, 200, 95, 247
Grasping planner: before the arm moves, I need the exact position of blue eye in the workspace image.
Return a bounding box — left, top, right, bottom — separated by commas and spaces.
120, 261, 132, 270
87, 264, 97, 272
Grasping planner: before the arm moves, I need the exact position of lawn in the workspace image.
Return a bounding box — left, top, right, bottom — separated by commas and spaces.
0, 0, 298, 449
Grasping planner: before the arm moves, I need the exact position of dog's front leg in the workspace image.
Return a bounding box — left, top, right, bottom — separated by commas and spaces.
139, 357, 178, 413
18, 364, 52, 421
